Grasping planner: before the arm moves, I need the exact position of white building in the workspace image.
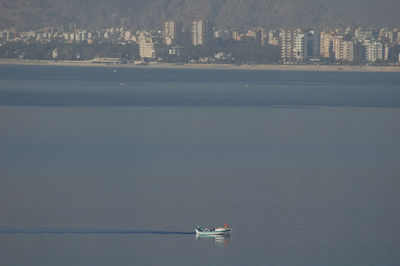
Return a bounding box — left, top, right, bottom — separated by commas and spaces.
281, 29, 315, 61
342, 41, 354, 62
163, 20, 182, 46
365, 41, 384, 62
192, 20, 213, 46
332, 35, 344, 61
320, 31, 333, 59
139, 37, 156, 60
294, 33, 307, 60
280, 29, 296, 61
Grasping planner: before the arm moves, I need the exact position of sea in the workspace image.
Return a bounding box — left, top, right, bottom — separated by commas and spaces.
1, 64, 400, 265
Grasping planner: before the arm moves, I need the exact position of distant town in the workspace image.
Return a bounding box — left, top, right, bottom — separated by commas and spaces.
1, 20, 400, 66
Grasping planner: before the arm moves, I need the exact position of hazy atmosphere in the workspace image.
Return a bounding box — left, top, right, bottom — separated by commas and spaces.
1, 0, 400, 265
317, 0, 400, 26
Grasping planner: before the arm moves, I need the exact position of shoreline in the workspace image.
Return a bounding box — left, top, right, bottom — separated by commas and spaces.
1, 59, 400, 73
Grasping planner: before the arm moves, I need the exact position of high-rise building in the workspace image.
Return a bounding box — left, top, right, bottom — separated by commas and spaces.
281, 29, 314, 61
280, 29, 296, 61
320, 31, 333, 59
139, 36, 156, 60
163, 20, 182, 46
192, 20, 213, 46
308, 31, 320, 58
343, 41, 355, 62
330, 34, 355, 62
365, 40, 384, 62
293, 31, 317, 60
332, 35, 344, 61
384, 44, 400, 62
294, 33, 307, 60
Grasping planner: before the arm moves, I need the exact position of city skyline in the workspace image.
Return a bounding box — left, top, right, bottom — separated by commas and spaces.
1, 18, 400, 65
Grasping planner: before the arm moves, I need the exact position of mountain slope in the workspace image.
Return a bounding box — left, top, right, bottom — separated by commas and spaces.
0, 0, 354, 30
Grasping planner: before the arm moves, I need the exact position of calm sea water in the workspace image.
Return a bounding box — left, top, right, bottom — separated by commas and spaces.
1, 65, 400, 265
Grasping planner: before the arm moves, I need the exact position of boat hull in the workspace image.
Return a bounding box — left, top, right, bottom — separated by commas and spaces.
195, 228, 232, 235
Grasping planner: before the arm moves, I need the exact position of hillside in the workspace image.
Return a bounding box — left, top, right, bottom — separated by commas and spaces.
0, 0, 355, 30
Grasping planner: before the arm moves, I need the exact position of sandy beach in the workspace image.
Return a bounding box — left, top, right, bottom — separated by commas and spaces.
1, 59, 400, 73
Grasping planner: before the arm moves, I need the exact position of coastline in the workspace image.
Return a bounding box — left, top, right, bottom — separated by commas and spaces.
1, 59, 400, 73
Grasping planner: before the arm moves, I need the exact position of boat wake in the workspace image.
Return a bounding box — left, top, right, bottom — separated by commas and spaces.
0, 227, 195, 235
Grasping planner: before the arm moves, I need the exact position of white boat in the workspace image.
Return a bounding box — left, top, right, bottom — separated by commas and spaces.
195, 225, 232, 235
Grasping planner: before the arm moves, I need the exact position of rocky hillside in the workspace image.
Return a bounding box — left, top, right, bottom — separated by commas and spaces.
0, 0, 354, 30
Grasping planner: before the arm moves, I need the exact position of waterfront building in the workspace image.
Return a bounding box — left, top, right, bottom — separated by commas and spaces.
332, 35, 344, 61
309, 30, 320, 58
280, 29, 295, 61
365, 40, 384, 62
139, 36, 157, 60
384, 44, 400, 62
192, 20, 213, 46
320, 31, 333, 59
293, 33, 307, 60
163, 20, 182, 46
331, 34, 355, 62
343, 41, 355, 62
281, 29, 313, 61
